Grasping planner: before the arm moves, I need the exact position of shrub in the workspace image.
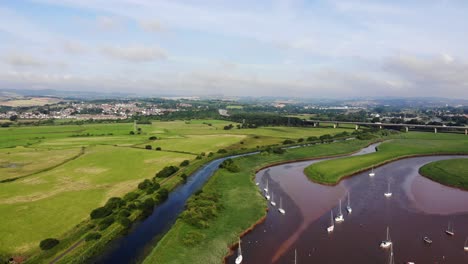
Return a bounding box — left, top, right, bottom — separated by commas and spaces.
148, 136, 157, 140
217, 149, 227, 154
98, 216, 115, 231
39, 238, 59, 250
138, 179, 152, 190
157, 188, 169, 201
180, 160, 190, 166
145, 145, 152, 150
105, 197, 126, 210
117, 217, 132, 228
155, 166, 179, 178
129, 131, 135, 135
297, 138, 304, 142
283, 139, 295, 145
271, 148, 285, 154
85, 232, 102, 242
90, 206, 112, 219
307, 136, 318, 142
196, 155, 202, 160
182, 230, 205, 246
123, 192, 139, 201
118, 209, 131, 218
155, 147, 162, 151
207, 152, 214, 157
219, 159, 240, 172
319, 134, 333, 143
181, 173, 188, 183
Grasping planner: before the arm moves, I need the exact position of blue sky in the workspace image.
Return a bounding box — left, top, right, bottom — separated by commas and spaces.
0, 0, 467, 98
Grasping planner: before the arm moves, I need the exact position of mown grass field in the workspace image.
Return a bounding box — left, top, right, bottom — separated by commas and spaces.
0, 119, 353, 258
143, 139, 377, 264
419, 158, 468, 190
305, 133, 468, 184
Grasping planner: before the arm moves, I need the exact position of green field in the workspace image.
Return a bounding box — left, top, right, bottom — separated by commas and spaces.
305, 133, 468, 184
0, 119, 353, 260
419, 158, 468, 190
144, 139, 377, 264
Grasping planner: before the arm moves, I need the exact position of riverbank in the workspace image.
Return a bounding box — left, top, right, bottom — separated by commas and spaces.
142, 139, 380, 263
419, 158, 468, 190
304, 133, 468, 184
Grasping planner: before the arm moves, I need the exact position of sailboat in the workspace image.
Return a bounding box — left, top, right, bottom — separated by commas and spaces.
369, 166, 375, 177
445, 221, 454, 236
346, 192, 352, 214
263, 179, 269, 192
327, 211, 335, 232
464, 237, 468, 251
380, 226, 392, 248
235, 238, 243, 264
334, 199, 344, 222
384, 181, 392, 197
270, 191, 276, 206
278, 197, 286, 215
256, 182, 259, 186
265, 190, 270, 200
388, 244, 395, 264
423, 236, 432, 244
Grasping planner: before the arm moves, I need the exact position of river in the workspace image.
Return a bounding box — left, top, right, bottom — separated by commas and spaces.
226, 143, 468, 263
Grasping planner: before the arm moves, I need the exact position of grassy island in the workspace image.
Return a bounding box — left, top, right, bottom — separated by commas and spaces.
419, 158, 468, 190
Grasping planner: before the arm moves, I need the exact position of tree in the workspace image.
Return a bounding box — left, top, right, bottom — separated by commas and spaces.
90, 206, 112, 219
9, 115, 18, 122
39, 238, 59, 250
180, 160, 190, 166
157, 188, 169, 201
155, 165, 179, 178
138, 179, 152, 190
283, 139, 295, 145
148, 136, 157, 140
145, 145, 152, 150
85, 232, 102, 242
156, 147, 162, 151
129, 131, 135, 135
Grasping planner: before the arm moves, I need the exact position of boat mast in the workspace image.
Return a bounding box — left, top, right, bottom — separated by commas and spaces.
238, 239, 242, 256
294, 249, 297, 264
348, 192, 350, 207
386, 227, 390, 241
330, 211, 334, 225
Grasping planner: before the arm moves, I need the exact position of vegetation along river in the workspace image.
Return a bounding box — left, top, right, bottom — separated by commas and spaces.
226, 142, 468, 263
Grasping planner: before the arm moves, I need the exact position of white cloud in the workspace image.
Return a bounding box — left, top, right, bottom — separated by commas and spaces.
96, 16, 121, 31
63, 40, 87, 54
100, 45, 167, 62
3, 53, 45, 67
139, 20, 163, 32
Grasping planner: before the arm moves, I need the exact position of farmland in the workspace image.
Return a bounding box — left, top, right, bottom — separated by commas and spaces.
0, 119, 353, 260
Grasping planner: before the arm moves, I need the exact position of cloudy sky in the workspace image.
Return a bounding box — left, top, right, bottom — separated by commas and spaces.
1, 0, 467, 98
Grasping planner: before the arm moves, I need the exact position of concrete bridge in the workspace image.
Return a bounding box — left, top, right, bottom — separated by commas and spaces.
307, 120, 468, 135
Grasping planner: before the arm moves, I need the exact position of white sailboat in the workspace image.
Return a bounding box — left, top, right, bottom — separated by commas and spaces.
346, 192, 352, 214
256, 182, 259, 186
235, 238, 243, 264
327, 210, 335, 232
384, 181, 392, 197
445, 221, 454, 236
334, 199, 344, 222
380, 226, 392, 248
270, 191, 276, 206
263, 179, 269, 192
464, 237, 468, 251
265, 190, 270, 200
369, 166, 375, 177
278, 197, 285, 215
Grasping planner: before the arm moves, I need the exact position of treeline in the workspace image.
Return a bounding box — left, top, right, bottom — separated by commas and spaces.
228, 113, 306, 127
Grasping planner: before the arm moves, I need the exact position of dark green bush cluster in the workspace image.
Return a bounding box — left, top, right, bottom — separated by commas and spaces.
182, 230, 205, 246
262, 146, 286, 155
148, 136, 157, 140
282, 139, 295, 145
180, 160, 190, 166
85, 232, 102, 242
155, 166, 179, 178
219, 158, 240, 172
181, 191, 222, 228
138, 179, 161, 194
39, 238, 59, 250
217, 149, 227, 154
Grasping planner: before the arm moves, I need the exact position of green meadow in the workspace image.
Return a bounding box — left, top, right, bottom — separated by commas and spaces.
305, 133, 468, 184
419, 158, 468, 190
0, 119, 354, 259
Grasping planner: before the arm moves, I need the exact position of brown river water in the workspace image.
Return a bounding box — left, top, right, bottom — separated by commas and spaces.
226, 143, 468, 264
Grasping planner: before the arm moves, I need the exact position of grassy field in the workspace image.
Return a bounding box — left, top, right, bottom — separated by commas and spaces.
0, 119, 353, 259
143, 139, 378, 264
305, 133, 468, 184
0, 97, 63, 107
419, 158, 468, 190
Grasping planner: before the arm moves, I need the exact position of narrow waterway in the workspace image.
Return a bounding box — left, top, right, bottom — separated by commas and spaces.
226, 147, 468, 263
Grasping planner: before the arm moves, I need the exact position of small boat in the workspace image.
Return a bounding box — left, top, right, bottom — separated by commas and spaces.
270, 191, 276, 206
256, 182, 259, 186
334, 199, 344, 222
265, 190, 270, 200
235, 238, 243, 264
445, 221, 454, 236
369, 167, 375, 177
380, 227, 392, 248
327, 210, 334, 233
464, 237, 468, 251
278, 197, 285, 215
263, 179, 269, 192
423, 236, 432, 244
346, 192, 352, 214
384, 181, 392, 198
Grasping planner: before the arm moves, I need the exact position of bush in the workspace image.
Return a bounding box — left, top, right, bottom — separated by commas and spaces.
155, 147, 162, 151
307, 136, 318, 142
105, 197, 126, 210
182, 230, 205, 246
219, 158, 240, 172
155, 166, 179, 178
138, 179, 153, 190
129, 131, 135, 135
123, 192, 139, 202
207, 152, 214, 157
145, 145, 152, 150
39, 238, 59, 250
196, 155, 202, 160
149, 136, 157, 140
157, 188, 169, 201
98, 216, 115, 231
271, 147, 285, 154
283, 139, 295, 145
117, 216, 132, 228
90, 206, 112, 219
181, 173, 188, 183
319, 134, 333, 143
297, 138, 304, 142
180, 160, 190, 166
118, 209, 131, 218
84, 232, 102, 242
217, 149, 227, 154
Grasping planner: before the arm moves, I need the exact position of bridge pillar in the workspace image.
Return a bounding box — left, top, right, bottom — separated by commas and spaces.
405, 126, 409, 133
314, 122, 319, 127
333, 123, 337, 128
355, 124, 359, 130
434, 128, 437, 134
379, 125, 382, 129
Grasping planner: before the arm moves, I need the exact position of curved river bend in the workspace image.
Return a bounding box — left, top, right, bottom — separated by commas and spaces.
226, 144, 468, 263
